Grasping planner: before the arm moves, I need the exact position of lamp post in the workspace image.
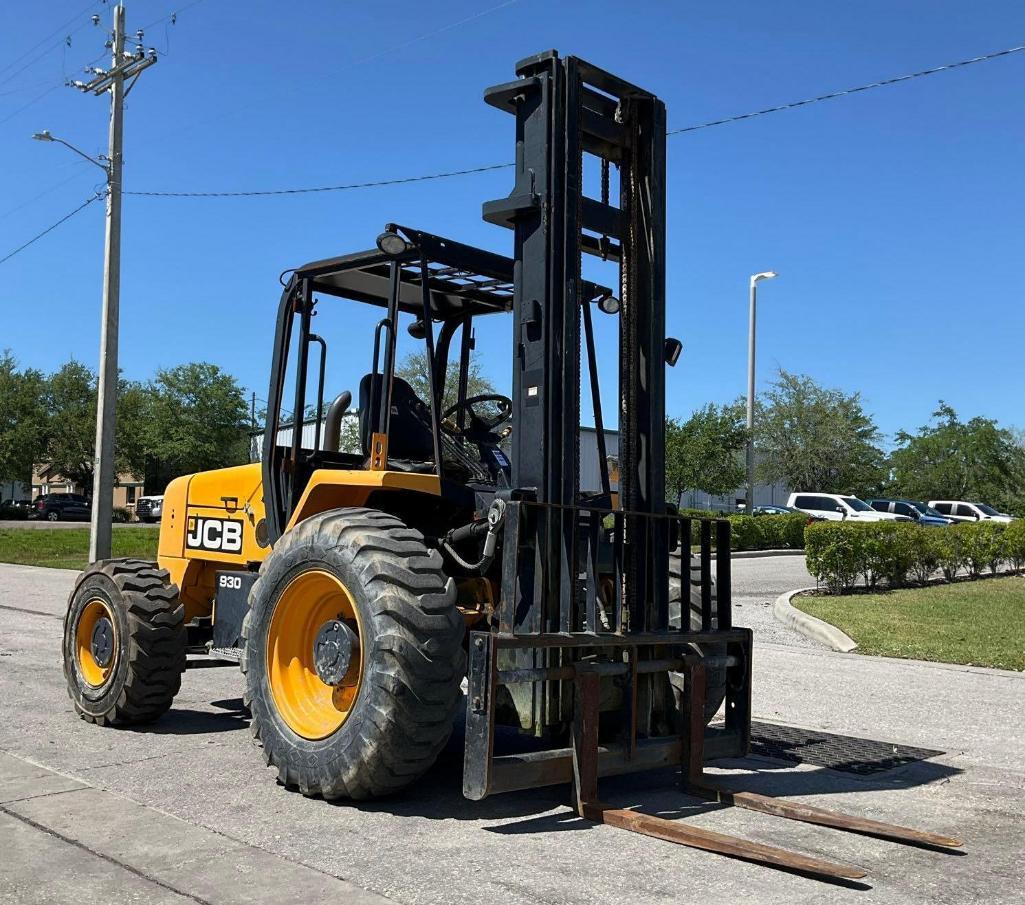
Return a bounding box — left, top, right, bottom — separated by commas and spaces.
33, 3, 157, 562
31, 131, 109, 172
746, 271, 777, 513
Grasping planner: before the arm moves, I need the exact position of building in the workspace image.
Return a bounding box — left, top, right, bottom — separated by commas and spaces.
250, 412, 360, 461
1, 479, 30, 504
249, 417, 787, 512
30, 463, 146, 511
580, 428, 791, 512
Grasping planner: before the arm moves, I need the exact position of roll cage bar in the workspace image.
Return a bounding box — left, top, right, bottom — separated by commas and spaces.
262, 224, 611, 542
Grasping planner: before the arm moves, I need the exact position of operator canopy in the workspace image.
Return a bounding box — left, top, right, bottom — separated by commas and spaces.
284, 224, 610, 320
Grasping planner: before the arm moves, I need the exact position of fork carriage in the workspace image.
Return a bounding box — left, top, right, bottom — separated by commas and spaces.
464, 504, 750, 800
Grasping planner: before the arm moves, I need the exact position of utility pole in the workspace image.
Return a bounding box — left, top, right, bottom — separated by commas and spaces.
65, 5, 157, 562
746, 271, 777, 513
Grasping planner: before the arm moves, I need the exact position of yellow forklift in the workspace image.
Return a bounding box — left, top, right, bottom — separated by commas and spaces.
62, 50, 959, 879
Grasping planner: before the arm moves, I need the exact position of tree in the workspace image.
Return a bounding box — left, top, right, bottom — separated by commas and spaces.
38, 363, 152, 492
0, 351, 48, 490
43, 361, 98, 490
888, 404, 1025, 515
665, 402, 748, 501
132, 363, 250, 491
756, 370, 885, 494
394, 350, 497, 414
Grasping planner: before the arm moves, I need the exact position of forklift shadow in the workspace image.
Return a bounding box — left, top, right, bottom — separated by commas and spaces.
130, 697, 250, 736
349, 718, 571, 823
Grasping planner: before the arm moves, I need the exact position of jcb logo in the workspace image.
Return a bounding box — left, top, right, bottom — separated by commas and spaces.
186, 517, 243, 554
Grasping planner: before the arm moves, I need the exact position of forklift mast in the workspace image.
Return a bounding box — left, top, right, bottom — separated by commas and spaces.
483, 50, 669, 632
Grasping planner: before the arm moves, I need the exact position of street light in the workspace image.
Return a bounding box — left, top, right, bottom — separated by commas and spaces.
746, 271, 777, 513
32, 130, 109, 173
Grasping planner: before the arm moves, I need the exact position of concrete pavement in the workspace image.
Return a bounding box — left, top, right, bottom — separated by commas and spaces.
1, 562, 1022, 905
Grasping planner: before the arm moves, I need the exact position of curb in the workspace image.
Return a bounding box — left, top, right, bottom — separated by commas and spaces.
731, 548, 806, 560
773, 588, 859, 652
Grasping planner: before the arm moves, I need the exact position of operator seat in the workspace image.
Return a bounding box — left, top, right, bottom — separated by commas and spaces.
358, 374, 435, 470
357, 373, 491, 482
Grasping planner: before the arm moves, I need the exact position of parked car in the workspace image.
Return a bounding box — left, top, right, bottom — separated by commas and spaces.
927, 501, 1014, 524
0, 499, 30, 520
135, 495, 164, 523
864, 498, 952, 527
787, 492, 911, 522
31, 493, 91, 522
751, 505, 800, 516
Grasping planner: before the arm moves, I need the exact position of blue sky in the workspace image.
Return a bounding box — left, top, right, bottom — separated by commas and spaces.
1, 0, 1023, 445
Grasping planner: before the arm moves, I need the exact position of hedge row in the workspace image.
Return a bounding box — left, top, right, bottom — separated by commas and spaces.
678, 509, 808, 552
805, 520, 1025, 594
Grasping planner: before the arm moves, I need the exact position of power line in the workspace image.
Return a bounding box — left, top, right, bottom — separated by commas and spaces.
122, 41, 1025, 199
6, 37, 1024, 262
0, 192, 104, 265
124, 162, 515, 197
0, 165, 100, 221
668, 43, 1025, 134
0, 1, 104, 79
138, 0, 211, 33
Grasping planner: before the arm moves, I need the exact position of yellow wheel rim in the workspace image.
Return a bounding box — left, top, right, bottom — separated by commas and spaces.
76, 598, 118, 687
266, 569, 364, 741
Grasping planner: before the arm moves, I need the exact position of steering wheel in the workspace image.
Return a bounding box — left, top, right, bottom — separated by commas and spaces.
440, 394, 513, 435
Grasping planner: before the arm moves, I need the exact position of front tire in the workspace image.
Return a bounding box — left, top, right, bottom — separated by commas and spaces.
668, 553, 727, 723
242, 507, 465, 800
63, 560, 186, 725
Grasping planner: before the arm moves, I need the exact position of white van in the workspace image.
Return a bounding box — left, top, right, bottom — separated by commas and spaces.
787, 492, 909, 522
927, 501, 1014, 524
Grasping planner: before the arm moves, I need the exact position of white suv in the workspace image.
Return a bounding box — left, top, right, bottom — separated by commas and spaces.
928, 501, 1014, 524
787, 492, 910, 522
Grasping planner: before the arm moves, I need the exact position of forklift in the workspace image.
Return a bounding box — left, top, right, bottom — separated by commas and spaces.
62, 51, 959, 880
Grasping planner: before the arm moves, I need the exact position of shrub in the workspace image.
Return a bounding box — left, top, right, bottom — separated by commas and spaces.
806, 520, 1014, 593
934, 527, 967, 582
112, 506, 133, 523
805, 522, 864, 594
859, 523, 918, 589
957, 522, 1005, 577
908, 529, 943, 585
722, 512, 809, 551
677, 508, 720, 520
1002, 520, 1025, 573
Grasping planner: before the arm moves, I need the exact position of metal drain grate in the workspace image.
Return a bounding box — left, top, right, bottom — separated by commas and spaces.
749, 722, 944, 775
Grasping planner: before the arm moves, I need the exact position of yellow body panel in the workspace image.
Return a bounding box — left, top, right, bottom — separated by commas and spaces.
285, 469, 441, 531
156, 463, 442, 621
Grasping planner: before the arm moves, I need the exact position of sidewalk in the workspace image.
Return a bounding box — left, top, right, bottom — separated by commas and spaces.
0, 751, 389, 905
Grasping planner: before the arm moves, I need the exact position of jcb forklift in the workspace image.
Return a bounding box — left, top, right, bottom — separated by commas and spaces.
62, 51, 959, 879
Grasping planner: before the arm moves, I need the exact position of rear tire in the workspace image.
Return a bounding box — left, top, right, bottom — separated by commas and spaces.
242, 507, 465, 800
63, 559, 186, 725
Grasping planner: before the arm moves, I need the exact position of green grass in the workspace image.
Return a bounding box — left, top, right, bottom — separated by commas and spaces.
795, 576, 1025, 671
0, 527, 160, 571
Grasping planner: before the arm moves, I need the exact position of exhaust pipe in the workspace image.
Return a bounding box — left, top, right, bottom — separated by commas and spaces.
323, 390, 352, 453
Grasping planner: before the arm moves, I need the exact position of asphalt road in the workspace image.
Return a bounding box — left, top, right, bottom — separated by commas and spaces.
1, 561, 1021, 905
726, 553, 820, 647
